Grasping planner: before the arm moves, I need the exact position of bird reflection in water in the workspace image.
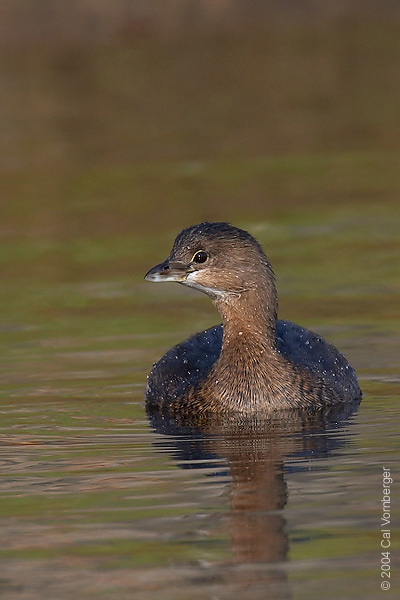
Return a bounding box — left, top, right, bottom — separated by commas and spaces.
148, 401, 359, 599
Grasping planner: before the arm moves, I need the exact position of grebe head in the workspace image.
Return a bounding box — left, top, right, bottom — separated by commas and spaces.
145, 222, 275, 300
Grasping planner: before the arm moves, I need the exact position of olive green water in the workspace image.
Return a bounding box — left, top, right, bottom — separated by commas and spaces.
1, 21, 400, 600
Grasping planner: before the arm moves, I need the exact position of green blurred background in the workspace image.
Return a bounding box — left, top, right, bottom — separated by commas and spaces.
2, 1, 400, 382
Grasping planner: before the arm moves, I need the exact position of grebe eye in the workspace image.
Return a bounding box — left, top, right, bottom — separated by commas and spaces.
192, 250, 208, 264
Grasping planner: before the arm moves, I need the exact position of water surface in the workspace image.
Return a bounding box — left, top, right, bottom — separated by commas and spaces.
1, 21, 400, 600
1, 203, 399, 599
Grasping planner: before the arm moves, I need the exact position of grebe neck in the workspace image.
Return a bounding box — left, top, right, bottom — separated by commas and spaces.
214, 283, 279, 359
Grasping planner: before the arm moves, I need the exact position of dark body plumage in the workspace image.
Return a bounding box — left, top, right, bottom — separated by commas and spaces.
145, 222, 361, 415
146, 321, 360, 413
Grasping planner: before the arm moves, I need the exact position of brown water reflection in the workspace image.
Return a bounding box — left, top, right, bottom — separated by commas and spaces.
149, 402, 359, 599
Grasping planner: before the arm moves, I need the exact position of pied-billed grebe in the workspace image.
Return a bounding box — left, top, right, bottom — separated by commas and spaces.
145, 222, 361, 414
